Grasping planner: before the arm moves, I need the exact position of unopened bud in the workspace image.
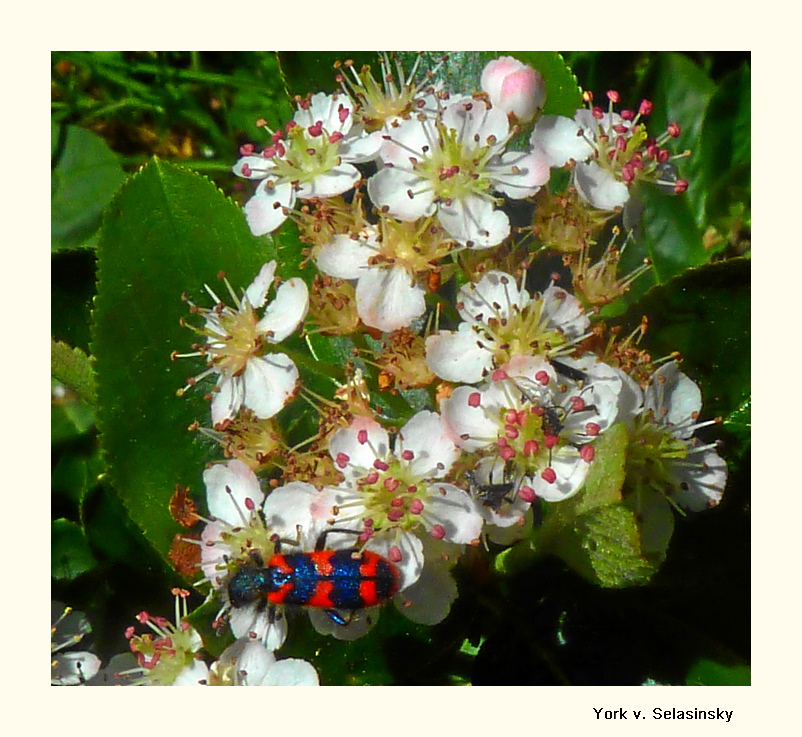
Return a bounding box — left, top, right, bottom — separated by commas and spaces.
480, 56, 546, 124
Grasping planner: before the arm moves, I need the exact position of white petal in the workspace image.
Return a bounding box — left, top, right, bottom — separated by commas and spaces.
260, 658, 320, 686
459, 269, 530, 324
294, 92, 354, 135
491, 150, 550, 199
425, 323, 493, 383
329, 416, 390, 477
377, 114, 432, 165
298, 164, 360, 199
530, 114, 594, 167
442, 98, 509, 150
368, 531, 424, 589
339, 127, 383, 163
645, 361, 702, 436
204, 459, 265, 522
244, 261, 277, 309
257, 277, 308, 342
530, 448, 589, 502
261, 482, 323, 546
355, 265, 426, 332
424, 483, 484, 544
540, 283, 590, 338
395, 559, 457, 625
397, 410, 460, 479
441, 384, 499, 452
308, 607, 380, 641
438, 196, 509, 248
211, 374, 244, 425
670, 448, 727, 511
367, 166, 435, 221
244, 180, 295, 236
242, 354, 299, 419
233, 155, 274, 180
170, 660, 209, 687
229, 606, 288, 651
575, 109, 629, 139
574, 161, 630, 210
227, 640, 276, 684
51, 652, 102, 685
315, 233, 374, 280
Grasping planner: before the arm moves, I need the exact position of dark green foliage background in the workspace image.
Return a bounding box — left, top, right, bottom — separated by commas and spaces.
51, 51, 749, 685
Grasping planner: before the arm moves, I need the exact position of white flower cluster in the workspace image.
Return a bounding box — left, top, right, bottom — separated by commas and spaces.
159, 54, 727, 682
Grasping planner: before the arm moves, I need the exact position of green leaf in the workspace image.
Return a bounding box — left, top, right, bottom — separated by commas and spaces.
524, 425, 659, 588
624, 258, 750, 421
686, 658, 750, 686
571, 423, 628, 513
92, 158, 278, 562
551, 503, 659, 588
52, 519, 98, 581
51, 453, 100, 508
698, 64, 751, 229
633, 184, 709, 285
51, 340, 96, 405
647, 53, 716, 227
51, 392, 96, 443
51, 124, 127, 251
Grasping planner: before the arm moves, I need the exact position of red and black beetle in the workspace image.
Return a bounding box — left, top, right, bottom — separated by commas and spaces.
227, 531, 401, 625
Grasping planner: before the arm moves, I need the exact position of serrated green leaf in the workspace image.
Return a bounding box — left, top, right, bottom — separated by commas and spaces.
52, 340, 96, 405
92, 158, 278, 562
557, 503, 659, 588
51, 125, 127, 251
52, 519, 98, 581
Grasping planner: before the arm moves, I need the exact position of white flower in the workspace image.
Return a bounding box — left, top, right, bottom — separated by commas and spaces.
209, 640, 319, 686
626, 361, 727, 511
177, 261, 308, 425
233, 92, 382, 236
530, 109, 631, 210
270, 412, 483, 629
314, 215, 453, 333
368, 97, 550, 248
336, 51, 446, 133
530, 95, 687, 210
197, 459, 313, 651
481, 56, 546, 124
442, 355, 620, 521
112, 592, 208, 686
425, 270, 590, 383
51, 603, 102, 685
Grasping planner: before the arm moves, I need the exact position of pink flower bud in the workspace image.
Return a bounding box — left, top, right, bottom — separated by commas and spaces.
481, 56, 546, 124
